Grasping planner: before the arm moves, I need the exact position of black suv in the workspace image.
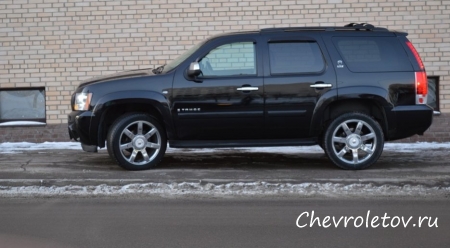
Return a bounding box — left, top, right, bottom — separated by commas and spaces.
68, 23, 433, 170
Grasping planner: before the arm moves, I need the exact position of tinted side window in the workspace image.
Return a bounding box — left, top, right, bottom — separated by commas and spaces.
332, 37, 413, 72
269, 42, 325, 74
199, 42, 256, 77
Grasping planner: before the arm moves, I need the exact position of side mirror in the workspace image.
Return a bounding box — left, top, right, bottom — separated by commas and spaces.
187, 62, 201, 78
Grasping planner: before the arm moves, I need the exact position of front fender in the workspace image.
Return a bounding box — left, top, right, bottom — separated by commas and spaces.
90, 91, 174, 146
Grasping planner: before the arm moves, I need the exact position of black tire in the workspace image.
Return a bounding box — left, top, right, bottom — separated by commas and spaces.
107, 113, 167, 170
323, 112, 384, 170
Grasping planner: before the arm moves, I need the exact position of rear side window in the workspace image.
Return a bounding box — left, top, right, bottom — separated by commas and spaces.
332, 37, 413, 72
269, 42, 325, 74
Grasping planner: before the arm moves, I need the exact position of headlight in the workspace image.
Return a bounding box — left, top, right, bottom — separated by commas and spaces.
73, 93, 92, 111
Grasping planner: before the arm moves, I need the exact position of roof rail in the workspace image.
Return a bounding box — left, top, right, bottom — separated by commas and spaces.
344, 23, 375, 30
260, 23, 388, 33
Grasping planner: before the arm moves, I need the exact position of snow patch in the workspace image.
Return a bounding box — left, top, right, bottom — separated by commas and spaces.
0, 142, 81, 152
384, 142, 450, 153
1, 142, 450, 154
0, 182, 448, 198
0, 121, 45, 127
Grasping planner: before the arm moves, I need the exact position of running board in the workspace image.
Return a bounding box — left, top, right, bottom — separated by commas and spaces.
169, 139, 317, 148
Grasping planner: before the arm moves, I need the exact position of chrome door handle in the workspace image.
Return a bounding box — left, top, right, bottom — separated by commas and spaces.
310, 84, 332, 88
237, 87, 259, 91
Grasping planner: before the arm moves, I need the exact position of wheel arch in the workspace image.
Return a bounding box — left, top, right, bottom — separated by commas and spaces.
311, 86, 393, 139
91, 91, 174, 148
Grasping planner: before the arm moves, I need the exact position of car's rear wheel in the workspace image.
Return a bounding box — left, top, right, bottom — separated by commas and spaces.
107, 113, 167, 170
323, 112, 384, 170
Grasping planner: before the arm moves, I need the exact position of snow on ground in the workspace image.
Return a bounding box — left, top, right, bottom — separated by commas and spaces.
1, 142, 449, 197
1, 142, 450, 154
0, 142, 82, 154
0, 121, 46, 127
0, 182, 448, 198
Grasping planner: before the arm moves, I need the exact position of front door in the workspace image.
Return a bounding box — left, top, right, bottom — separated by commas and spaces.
172, 39, 264, 140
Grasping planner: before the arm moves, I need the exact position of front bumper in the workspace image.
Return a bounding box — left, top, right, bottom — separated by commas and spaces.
68, 110, 95, 145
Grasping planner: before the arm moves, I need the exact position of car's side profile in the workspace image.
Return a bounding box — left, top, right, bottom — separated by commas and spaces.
68, 23, 433, 170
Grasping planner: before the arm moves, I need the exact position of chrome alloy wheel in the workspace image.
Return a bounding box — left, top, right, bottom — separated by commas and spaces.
118, 120, 161, 166
331, 119, 377, 165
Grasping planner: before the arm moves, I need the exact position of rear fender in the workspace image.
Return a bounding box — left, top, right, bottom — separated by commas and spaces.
310, 86, 393, 137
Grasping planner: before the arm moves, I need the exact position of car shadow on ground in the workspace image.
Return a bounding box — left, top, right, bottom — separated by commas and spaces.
2, 149, 447, 173
160, 152, 334, 170
69, 149, 446, 171
67, 150, 335, 171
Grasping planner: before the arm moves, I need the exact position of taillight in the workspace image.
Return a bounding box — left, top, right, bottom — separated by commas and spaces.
406, 41, 425, 70
406, 41, 428, 105
415, 71, 428, 104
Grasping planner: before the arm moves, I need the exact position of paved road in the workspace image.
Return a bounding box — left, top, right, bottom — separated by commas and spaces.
0, 146, 449, 187
0, 197, 448, 248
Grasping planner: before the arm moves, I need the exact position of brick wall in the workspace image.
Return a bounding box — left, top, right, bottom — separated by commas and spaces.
1, 0, 449, 142
0, 124, 68, 143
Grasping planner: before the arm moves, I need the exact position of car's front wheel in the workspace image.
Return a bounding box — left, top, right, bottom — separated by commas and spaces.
107, 113, 167, 170
323, 112, 384, 170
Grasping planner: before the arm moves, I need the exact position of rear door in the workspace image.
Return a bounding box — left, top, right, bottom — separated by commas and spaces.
262, 33, 337, 139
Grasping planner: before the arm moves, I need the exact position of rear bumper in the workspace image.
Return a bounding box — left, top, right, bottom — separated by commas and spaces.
388, 105, 433, 140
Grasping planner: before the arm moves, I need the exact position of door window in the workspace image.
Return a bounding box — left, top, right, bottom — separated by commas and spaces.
198, 42, 256, 77
268, 42, 325, 74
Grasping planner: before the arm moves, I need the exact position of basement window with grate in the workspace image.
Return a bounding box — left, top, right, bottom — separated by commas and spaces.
427, 76, 440, 116
0, 88, 46, 126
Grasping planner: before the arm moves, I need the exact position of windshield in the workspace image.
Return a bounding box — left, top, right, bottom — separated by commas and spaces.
163, 41, 207, 73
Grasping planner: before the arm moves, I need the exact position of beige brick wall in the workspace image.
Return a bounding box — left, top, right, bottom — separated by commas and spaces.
1, 0, 450, 126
